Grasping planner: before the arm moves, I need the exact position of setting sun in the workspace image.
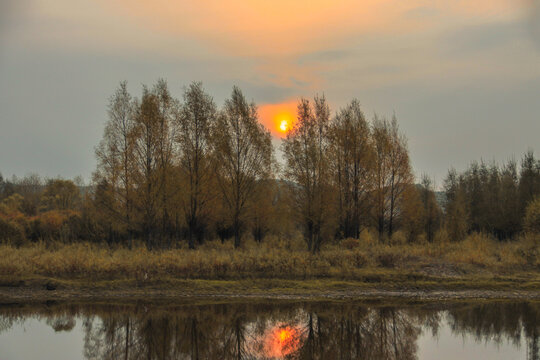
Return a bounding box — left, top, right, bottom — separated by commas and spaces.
279, 119, 289, 132
275, 112, 293, 134
258, 101, 297, 137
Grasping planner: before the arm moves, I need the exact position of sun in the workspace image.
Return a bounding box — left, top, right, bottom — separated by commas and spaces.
276, 113, 293, 133
279, 119, 288, 132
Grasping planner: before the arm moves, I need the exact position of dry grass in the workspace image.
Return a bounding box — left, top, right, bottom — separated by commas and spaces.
0, 232, 538, 283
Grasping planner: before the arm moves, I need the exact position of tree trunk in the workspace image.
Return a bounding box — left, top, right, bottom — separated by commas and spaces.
233, 216, 241, 249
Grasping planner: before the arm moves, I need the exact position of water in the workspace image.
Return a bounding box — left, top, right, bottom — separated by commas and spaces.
0, 300, 538, 359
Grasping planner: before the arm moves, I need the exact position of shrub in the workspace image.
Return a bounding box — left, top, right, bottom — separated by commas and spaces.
445, 232, 494, 266
390, 230, 407, 245
0, 217, 26, 246
415, 232, 427, 244
37, 211, 66, 238
341, 238, 360, 250
377, 250, 399, 268
359, 228, 376, 246
263, 233, 305, 251
263, 234, 287, 250
201, 239, 234, 251
240, 235, 258, 251
434, 228, 450, 243
524, 197, 540, 234
352, 251, 368, 268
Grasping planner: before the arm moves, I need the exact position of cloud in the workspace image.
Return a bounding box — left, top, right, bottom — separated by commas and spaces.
296, 49, 353, 65
1, 0, 538, 183
405, 6, 441, 20
96, 0, 520, 57
441, 20, 526, 56
528, 0, 540, 48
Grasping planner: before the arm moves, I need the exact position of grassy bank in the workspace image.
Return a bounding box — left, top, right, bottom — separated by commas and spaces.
0, 232, 539, 295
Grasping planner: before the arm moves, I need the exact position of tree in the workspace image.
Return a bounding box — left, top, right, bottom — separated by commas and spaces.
14, 173, 42, 216
400, 184, 424, 242
442, 153, 538, 240
498, 160, 520, 238
212, 87, 274, 248
328, 100, 374, 239
176, 82, 217, 249
443, 169, 469, 241
249, 180, 277, 243
372, 115, 414, 239
152, 79, 179, 248
132, 86, 161, 248
524, 196, 540, 234
372, 115, 391, 239
282, 96, 331, 252
40, 179, 81, 211
386, 116, 414, 236
419, 175, 442, 242
94, 81, 136, 247
519, 150, 540, 217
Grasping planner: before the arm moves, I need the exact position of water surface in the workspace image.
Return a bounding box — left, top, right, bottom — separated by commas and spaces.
0, 300, 538, 359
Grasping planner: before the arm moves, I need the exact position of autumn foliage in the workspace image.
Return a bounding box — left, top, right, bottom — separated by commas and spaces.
0, 80, 539, 252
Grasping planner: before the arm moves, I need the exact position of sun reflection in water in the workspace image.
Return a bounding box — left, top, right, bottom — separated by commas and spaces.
262, 325, 305, 358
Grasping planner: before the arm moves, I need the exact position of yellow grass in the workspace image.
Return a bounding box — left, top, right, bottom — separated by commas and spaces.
0, 232, 537, 282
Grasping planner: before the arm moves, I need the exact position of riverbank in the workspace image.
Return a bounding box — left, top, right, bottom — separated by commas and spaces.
0, 235, 538, 302
1, 276, 539, 303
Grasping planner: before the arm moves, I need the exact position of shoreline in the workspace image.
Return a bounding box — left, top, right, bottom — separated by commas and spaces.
1, 277, 539, 303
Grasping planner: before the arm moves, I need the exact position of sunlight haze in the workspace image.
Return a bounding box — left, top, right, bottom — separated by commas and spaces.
1, 0, 539, 182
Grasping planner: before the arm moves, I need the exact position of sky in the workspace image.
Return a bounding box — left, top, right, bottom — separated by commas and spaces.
1, 0, 539, 185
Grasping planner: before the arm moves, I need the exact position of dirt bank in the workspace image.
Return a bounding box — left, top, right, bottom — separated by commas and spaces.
0, 277, 539, 303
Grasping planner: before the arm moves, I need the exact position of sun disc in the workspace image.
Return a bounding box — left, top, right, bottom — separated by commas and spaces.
279, 120, 288, 132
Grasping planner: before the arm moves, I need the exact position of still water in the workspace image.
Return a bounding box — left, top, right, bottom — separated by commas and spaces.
0, 300, 538, 359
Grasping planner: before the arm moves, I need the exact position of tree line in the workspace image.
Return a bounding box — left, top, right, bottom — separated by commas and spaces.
444, 151, 540, 240
0, 80, 539, 251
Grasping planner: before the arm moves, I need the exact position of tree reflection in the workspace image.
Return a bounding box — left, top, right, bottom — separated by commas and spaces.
446, 302, 540, 360
46, 315, 76, 332
80, 303, 421, 360
0, 301, 538, 359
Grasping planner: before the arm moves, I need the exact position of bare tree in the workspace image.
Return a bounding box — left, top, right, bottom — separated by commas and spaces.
132, 86, 161, 248
176, 82, 217, 249
328, 100, 374, 239
152, 79, 179, 248
212, 87, 273, 248
419, 174, 442, 242
94, 81, 136, 247
282, 96, 331, 252
372, 115, 413, 239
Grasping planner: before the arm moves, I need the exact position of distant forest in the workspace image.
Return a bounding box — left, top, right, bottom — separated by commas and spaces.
1, 80, 539, 251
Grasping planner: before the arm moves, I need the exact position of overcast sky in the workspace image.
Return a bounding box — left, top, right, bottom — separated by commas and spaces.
1, 0, 539, 185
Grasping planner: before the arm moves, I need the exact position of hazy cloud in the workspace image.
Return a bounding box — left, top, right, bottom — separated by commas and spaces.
441, 20, 526, 56
296, 49, 353, 65
0, 0, 538, 183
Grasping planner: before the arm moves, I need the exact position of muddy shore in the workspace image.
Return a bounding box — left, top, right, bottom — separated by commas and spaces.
1, 278, 539, 303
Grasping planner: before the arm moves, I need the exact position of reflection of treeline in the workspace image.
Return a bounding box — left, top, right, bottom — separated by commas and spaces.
0, 301, 538, 359
0, 80, 539, 251
445, 302, 540, 360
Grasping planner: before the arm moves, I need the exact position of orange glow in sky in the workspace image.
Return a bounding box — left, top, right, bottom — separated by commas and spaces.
99, 1, 519, 57
258, 101, 297, 137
